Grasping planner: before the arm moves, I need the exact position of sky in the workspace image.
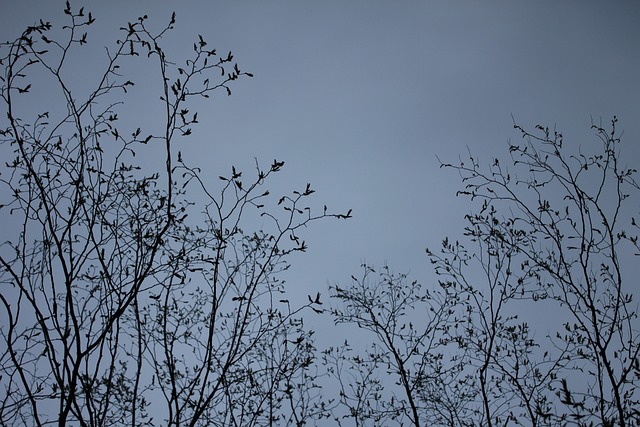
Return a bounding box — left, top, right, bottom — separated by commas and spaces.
2, 0, 640, 414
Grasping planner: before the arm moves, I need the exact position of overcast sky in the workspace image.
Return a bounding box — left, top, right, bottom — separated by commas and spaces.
3, 0, 640, 349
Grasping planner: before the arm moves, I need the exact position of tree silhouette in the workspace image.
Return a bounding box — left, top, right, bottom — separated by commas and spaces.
329, 119, 639, 426
2, 4, 639, 427
0, 4, 347, 426
326, 264, 477, 426
430, 117, 640, 426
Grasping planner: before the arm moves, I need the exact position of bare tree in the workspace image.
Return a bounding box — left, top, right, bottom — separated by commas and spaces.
428, 229, 563, 426
0, 4, 347, 426
430, 117, 640, 426
327, 118, 639, 427
325, 264, 477, 426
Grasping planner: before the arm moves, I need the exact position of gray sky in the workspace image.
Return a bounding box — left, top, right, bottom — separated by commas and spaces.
3, 0, 640, 366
